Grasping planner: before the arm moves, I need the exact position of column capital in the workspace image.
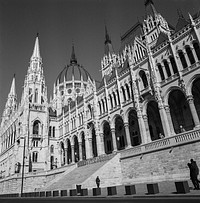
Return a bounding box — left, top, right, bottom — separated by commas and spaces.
124, 122, 129, 127
187, 95, 194, 102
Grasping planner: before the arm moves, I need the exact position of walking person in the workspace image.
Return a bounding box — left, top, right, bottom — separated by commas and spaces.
96, 176, 100, 188
191, 159, 200, 183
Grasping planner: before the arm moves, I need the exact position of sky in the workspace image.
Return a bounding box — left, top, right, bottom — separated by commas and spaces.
0, 0, 200, 117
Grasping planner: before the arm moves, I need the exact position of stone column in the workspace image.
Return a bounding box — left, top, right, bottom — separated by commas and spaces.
164, 105, 176, 135
191, 47, 199, 62
64, 148, 68, 164
183, 50, 190, 67
88, 138, 93, 158
142, 114, 152, 142
158, 106, 171, 137
78, 142, 83, 161
71, 145, 75, 163
99, 133, 105, 155
111, 128, 117, 151
96, 133, 105, 156
137, 111, 148, 144
167, 59, 174, 75
187, 95, 200, 128
161, 63, 168, 79
124, 122, 132, 148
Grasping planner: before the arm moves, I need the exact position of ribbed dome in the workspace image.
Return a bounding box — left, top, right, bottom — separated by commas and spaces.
56, 45, 92, 84
57, 63, 91, 83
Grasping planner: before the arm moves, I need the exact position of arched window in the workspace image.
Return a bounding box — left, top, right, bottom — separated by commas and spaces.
32, 151, 38, 162
157, 64, 165, 81
169, 57, 178, 74
109, 94, 113, 109
116, 90, 121, 105
48, 126, 52, 137
53, 127, 55, 137
50, 145, 54, 153
33, 120, 40, 135
139, 70, 148, 88
34, 88, 38, 103
98, 101, 102, 115
178, 51, 187, 69
186, 46, 195, 65
193, 42, 200, 60
125, 84, 131, 100
121, 86, 126, 102
102, 99, 105, 113
113, 92, 117, 106
163, 60, 171, 77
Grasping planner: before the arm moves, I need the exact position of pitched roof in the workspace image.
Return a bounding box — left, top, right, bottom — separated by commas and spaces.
175, 17, 189, 32
155, 32, 168, 47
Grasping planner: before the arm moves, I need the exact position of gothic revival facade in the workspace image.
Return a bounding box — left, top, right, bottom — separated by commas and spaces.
1, 0, 200, 188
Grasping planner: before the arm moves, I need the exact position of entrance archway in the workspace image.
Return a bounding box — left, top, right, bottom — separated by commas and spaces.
168, 89, 194, 133
192, 78, 200, 120
128, 109, 141, 146
74, 136, 79, 162
66, 139, 72, 164
81, 132, 86, 160
115, 116, 127, 150
147, 101, 164, 140
103, 121, 113, 154
60, 141, 65, 166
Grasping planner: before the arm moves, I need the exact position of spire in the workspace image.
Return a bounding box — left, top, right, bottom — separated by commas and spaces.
9, 74, 16, 97
70, 44, 77, 64
31, 34, 41, 60
104, 25, 114, 55
105, 25, 111, 44
145, 0, 157, 17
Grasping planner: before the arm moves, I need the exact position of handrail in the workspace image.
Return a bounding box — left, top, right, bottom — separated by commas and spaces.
121, 128, 200, 160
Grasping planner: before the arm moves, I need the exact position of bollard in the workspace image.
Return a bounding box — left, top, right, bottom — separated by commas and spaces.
60, 190, 67, 196
70, 189, 77, 196
107, 186, 117, 196
175, 181, 190, 194
147, 183, 159, 194
125, 185, 136, 195
93, 188, 101, 196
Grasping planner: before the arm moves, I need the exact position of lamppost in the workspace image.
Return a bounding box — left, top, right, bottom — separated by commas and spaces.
21, 136, 26, 197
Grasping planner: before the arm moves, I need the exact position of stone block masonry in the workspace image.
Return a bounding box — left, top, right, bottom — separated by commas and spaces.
120, 139, 200, 185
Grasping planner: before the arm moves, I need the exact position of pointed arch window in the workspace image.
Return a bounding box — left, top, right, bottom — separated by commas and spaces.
125, 84, 131, 100
139, 70, 148, 88
163, 60, 171, 77
186, 46, 195, 65
169, 57, 178, 74
158, 64, 165, 81
193, 42, 200, 60
33, 120, 40, 135
32, 151, 38, 162
121, 86, 126, 102
34, 88, 38, 103
178, 51, 187, 69
109, 94, 113, 109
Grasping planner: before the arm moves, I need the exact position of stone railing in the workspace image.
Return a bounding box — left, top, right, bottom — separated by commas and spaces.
77, 152, 116, 167
120, 128, 200, 160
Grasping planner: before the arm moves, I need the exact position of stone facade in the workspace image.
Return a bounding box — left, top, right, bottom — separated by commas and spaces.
1, 0, 200, 194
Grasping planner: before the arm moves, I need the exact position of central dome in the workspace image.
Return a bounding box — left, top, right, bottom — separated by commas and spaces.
56, 45, 92, 84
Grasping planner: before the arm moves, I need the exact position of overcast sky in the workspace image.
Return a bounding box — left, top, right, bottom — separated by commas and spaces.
0, 0, 200, 117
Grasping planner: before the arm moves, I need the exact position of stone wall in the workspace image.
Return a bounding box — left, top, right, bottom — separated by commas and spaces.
120, 139, 200, 185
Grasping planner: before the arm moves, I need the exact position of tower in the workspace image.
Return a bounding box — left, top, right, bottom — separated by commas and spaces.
19, 34, 49, 172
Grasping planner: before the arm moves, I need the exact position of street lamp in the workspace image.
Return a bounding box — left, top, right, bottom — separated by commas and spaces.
21, 136, 26, 197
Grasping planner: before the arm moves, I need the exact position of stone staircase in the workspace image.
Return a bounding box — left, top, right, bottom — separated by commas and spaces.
42, 153, 121, 191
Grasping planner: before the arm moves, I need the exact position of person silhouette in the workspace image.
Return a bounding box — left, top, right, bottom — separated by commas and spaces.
96, 176, 100, 188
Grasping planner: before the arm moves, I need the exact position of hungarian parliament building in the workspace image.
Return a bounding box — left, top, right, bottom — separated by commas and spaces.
1, 0, 200, 194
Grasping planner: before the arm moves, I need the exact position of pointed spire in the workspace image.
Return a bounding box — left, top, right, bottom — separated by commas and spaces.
104, 25, 114, 55
105, 25, 111, 44
9, 74, 16, 96
145, 0, 157, 17
177, 9, 184, 19
31, 34, 41, 60
70, 44, 77, 64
